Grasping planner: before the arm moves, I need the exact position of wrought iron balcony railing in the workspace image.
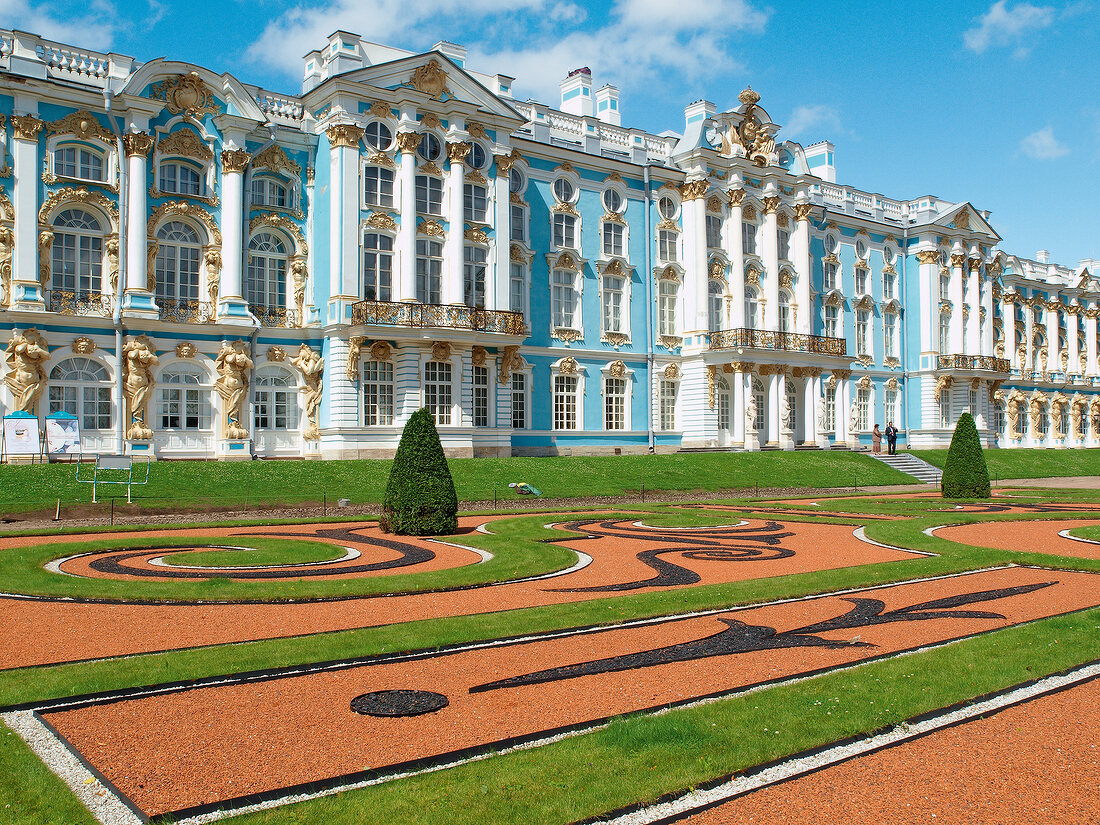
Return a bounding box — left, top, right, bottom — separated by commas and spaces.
351, 299, 525, 336
159, 298, 214, 324
46, 289, 112, 317
709, 328, 847, 356
937, 354, 1011, 373
249, 304, 300, 328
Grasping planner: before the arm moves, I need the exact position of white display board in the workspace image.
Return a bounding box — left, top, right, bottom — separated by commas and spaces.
45, 415, 81, 454
4, 414, 41, 455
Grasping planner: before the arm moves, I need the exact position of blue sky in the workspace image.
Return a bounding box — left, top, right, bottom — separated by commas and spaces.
6, 0, 1099, 266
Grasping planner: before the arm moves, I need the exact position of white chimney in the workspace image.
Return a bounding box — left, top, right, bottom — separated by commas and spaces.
323, 31, 363, 78
595, 84, 620, 126
684, 99, 715, 129
560, 67, 593, 117
1037, 249, 1050, 263
432, 40, 467, 68
302, 49, 324, 93
804, 141, 836, 183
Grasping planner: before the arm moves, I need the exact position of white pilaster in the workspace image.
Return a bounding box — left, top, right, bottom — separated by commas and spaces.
121, 131, 158, 316
949, 252, 965, 354
681, 181, 708, 335
10, 112, 43, 309
965, 261, 980, 355
325, 124, 364, 324
727, 191, 745, 329
1086, 309, 1097, 377
1046, 302, 1059, 375
766, 369, 780, 445
218, 146, 250, 321
762, 196, 780, 331
793, 204, 812, 334
396, 130, 418, 302
444, 140, 468, 306
732, 364, 745, 447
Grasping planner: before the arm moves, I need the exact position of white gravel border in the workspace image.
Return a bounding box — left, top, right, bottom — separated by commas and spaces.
1057, 528, 1100, 546
852, 526, 937, 557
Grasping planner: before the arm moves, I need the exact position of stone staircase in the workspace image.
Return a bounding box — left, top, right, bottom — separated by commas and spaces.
869, 452, 943, 484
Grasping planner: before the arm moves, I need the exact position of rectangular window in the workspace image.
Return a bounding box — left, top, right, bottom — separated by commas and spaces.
659, 380, 677, 431
415, 175, 442, 215
602, 275, 624, 334
160, 388, 209, 430
252, 179, 289, 209
777, 229, 790, 261
363, 167, 394, 208
968, 389, 978, 416
551, 269, 577, 329
604, 377, 626, 430
940, 274, 951, 300
473, 365, 489, 428
940, 392, 951, 428
362, 233, 393, 301
885, 389, 897, 424
463, 246, 487, 308
602, 221, 624, 257
553, 214, 576, 249
824, 261, 837, 291
464, 183, 488, 223
424, 361, 452, 426
706, 214, 722, 249
857, 387, 870, 432
856, 310, 870, 355
362, 361, 394, 426
658, 229, 678, 262
742, 223, 757, 255
510, 204, 526, 243
717, 385, 730, 431
824, 305, 839, 338
511, 372, 526, 429
884, 313, 897, 358
884, 270, 897, 300
509, 262, 526, 315
939, 314, 951, 354
415, 239, 442, 304
553, 374, 578, 430
855, 267, 868, 295
658, 281, 677, 336
824, 386, 836, 432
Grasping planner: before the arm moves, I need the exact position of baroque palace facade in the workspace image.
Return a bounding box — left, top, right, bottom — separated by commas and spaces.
0, 29, 1096, 459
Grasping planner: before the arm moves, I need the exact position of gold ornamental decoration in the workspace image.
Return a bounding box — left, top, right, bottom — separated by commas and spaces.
38, 187, 119, 225
365, 212, 397, 231
157, 128, 213, 161
326, 124, 365, 149
152, 73, 219, 117
368, 101, 392, 119
395, 131, 421, 153
494, 150, 522, 174
123, 335, 159, 440
291, 344, 324, 441
763, 196, 781, 215
471, 346, 488, 366
409, 59, 449, 98
221, 149, 251, 174
37, 231, 53, 287
369, 341, 392, 362
467, 122, 488, 140
122, 132, 155, 158
464, 227, 489, 245
558, 356, 578, 375
431, 342, 451, 362
5, 328, 49, 413
727, 189, 745, 206
498, 346, 521, 385
48, 111, 112, 142
608, 360, 627, 378
916, 250, 939, 265
176, 342, 197, 358
793, 203, 813, 221
250, 212, 307, 255
71, 336, 96, 354
148, 202, 221, 243
418, 219, 445, 238
663, 363, 680, 380
447, 141, 471, 162
215, 340, 253, 441
679, 180, 709, 201
420, 112, 442, 131
950, 253, 967, 268
253, 144, 301, 177
11, 115, 44, 142
266, 346, 286, 362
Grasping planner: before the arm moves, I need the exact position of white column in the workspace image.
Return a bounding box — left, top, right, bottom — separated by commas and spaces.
916, 250, 938, 354
835, 372, 850, 444
767, 369, 780, 445
219, 147, 248, 317
949, 252, 965, 354
732, 364, 745, 446
1085, 309, 1097, 377
981, 269, 995, 357
762, 196, 780, 330
727, 191, 745, 329
121, 133, 154, 305
396, 131, 419, 302
793, 204, 812, 334
1068, 310, 1080, 376
1003, 293, 1017, 368
443, 140, 468, 306
965, 260, 980, 355
803, 372, 817, 445
491, 153, 512, 312
1024, 297, 1035, 374
681, 181, 709, 335
1046, 303, 1059, 375
10, 113, 43, 309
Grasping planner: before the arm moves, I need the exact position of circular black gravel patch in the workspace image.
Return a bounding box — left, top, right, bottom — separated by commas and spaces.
350, 689, 449, 717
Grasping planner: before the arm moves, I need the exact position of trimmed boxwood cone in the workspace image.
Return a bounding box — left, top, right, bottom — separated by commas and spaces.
941, 412, 991, 499
380, 407, 458, 535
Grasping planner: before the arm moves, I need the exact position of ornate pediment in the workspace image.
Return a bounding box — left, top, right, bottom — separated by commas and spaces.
157, 128, 213, 161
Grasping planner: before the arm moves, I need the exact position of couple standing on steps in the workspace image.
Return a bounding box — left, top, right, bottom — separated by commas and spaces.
872, 422, 900, 455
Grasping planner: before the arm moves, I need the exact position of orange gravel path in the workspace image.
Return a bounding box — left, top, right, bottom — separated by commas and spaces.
0, 517, 911, 671
41, 566, 1100, 819
682, 676, 1100, 825
935, 519, 1100, 559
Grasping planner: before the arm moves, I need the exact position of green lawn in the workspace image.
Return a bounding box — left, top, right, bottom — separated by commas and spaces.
912, 447, 1100, 480
0, 452, 916, 515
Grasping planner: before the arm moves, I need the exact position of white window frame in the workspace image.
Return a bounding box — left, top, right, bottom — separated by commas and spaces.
603, 374, 628, 431
658, 279, 678, 336
551, 365, 583, 431
362, 164, 395, 210
659, 378, 679, 431
158, 363, 213, 432
424, 358, 454, 427
361, 359, 395, 426
362, 231, 395, 302
510, 369, 530, 430
472, 363, 491, 428
254, 366, 300, 431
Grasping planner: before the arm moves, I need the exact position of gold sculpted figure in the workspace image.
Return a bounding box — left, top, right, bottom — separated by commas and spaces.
291, 343, 324, 440
4, 329, 49, 413
123, 336, 159, 440
215, 340, 253, 439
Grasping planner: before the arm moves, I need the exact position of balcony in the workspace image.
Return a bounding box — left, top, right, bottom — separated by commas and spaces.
249, 304, 300, 328
937, 354, 1011, 373
351, 300, 525, 336
709, 328, 847, 356
159, 299, 214, 324
46, 289, 112, 317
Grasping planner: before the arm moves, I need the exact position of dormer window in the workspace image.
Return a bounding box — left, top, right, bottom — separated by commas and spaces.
54, 145, 105, 182
251, 178, 288, 209
160, 161, 203, 197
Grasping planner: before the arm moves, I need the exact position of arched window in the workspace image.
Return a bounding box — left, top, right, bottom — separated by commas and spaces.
246, 233, 288, 317
155, 222, 201, 304
47, 357, 111, 430
159, 161, 203, 197
778, 291, 793, 334
51, 209, 104, 295
54, 145, 105, 182
744, 287, 759, 330
254, 367, 299, 430
658, 280, 678, 336
159, 365, 212, 430
708, 280, 725, 332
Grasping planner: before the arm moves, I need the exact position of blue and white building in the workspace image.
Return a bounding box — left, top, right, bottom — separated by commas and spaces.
0, 29, 1096, 459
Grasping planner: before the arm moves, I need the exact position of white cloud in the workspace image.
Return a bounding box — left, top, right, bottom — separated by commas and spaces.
1020, 126, 1069, 159
245, 0, 769, 105
964, 1, 1056, 53
0, 0, 117, 47
783, 104, 844, 141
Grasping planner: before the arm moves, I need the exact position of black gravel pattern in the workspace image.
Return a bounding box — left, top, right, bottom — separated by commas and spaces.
350, 689, 449, 717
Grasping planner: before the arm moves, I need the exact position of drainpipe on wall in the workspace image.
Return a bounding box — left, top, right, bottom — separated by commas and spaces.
643, 163, 655, 453
901, 219, 910, 450
104, 89, 128, 456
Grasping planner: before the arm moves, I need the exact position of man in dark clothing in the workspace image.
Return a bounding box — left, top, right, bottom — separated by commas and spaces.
885, 421, 898, 455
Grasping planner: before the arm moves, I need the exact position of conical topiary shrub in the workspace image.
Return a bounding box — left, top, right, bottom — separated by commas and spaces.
380, 408, 458, 535
941, 412, 991, 499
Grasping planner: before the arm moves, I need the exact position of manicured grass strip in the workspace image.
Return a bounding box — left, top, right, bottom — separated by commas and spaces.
0, 515, 586, 602
160, 541, 347, 568
0, 721, 98, 825
0, 452, 917, 515
1066, 525, 1100, 542
913, 446, 1100, 480
216, 609, 1100, 825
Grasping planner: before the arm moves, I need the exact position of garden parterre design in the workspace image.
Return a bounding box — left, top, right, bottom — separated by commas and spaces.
3, 490, 1100, 825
